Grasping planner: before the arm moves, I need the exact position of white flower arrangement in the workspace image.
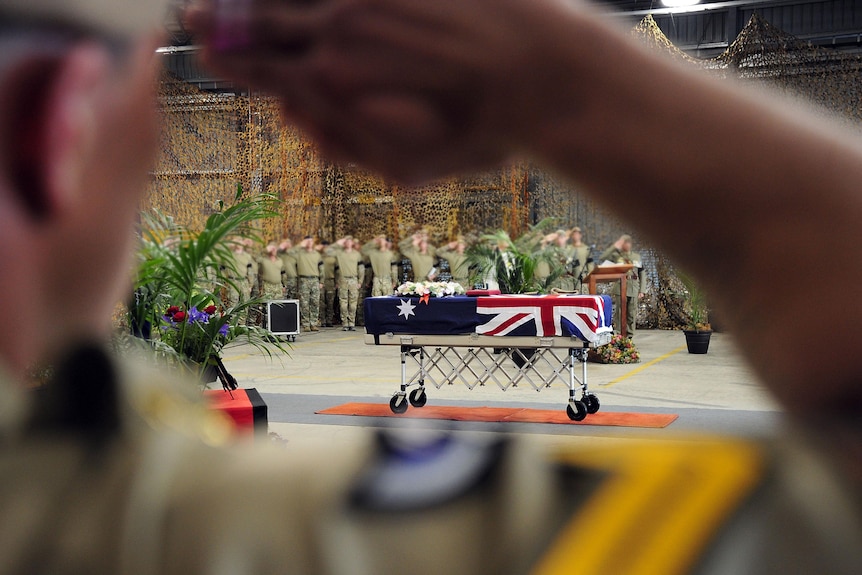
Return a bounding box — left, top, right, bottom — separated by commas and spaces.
396, 281, 466, 298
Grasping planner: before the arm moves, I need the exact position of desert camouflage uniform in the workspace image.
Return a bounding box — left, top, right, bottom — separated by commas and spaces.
362, 240, 400, 297
328, 245, 364, 329
299, 277, 320, 331
320, 253, 337, 326
3, 348, 861, 575
279, 251, 299, 300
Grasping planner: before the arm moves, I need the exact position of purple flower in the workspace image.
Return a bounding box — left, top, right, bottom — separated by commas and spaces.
218, 323, 230, 337
187, 306, 210, 325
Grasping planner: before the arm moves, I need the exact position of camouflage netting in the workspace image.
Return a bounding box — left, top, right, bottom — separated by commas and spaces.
145, 14, 862, 329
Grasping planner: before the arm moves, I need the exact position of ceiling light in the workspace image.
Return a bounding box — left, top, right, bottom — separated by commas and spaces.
661, 0, 702, 7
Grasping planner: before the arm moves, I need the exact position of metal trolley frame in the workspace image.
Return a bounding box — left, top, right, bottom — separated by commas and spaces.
365, 331, 613, 421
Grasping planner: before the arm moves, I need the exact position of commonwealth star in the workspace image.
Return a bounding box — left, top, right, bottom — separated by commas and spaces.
396, 298, 417, 320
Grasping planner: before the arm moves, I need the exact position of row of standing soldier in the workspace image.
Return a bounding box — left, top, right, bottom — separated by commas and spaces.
224, 229, 644, 337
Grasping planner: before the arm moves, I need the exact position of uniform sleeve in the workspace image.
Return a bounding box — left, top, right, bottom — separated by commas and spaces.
398, 238, 415, 255
599, 247, 618, 263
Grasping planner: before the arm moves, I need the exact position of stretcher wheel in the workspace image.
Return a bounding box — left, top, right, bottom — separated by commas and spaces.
583, 393, 600, 414
389, 394, 408, 414
408, 388, 428, 408
566, 401, 588, 422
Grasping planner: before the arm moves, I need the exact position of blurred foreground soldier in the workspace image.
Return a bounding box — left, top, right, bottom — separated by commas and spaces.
601, 235, 646, 337
186, 0, 862, 571
399, 231, 438, 282
437, 237, 471, 287
289, 236, 323, 331
319, 240, 337, 327
362, 235, 400, 296
278, 238, 299, 300
328, 237, 363, 331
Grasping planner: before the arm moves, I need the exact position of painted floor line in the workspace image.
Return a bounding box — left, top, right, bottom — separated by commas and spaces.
599, 345, 687, 388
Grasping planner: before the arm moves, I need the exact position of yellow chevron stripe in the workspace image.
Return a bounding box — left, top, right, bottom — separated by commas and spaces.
532, 439, 763, 575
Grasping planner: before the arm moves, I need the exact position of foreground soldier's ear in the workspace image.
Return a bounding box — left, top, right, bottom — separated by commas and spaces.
1, 43, 112, 222
41, 44, 112, 219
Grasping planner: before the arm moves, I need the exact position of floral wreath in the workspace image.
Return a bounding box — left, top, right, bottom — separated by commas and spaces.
395, 281, 466, 303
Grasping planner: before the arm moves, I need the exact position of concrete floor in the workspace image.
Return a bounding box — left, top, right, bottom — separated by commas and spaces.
220, 328, 783, 451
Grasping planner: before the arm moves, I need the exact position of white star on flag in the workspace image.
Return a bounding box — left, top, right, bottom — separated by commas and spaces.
396, 298, 416, 319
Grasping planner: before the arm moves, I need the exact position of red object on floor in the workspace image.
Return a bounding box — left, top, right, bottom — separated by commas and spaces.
316, 402, 678, 428
204, 388, 268, 437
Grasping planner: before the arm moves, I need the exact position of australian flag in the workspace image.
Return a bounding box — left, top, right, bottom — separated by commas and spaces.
364, 294, 613, 344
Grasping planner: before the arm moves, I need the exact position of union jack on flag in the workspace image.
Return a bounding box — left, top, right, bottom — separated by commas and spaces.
475, 295, 613, 343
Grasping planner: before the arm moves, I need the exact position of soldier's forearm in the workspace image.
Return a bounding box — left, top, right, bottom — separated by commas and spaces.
525, 11, 862, 416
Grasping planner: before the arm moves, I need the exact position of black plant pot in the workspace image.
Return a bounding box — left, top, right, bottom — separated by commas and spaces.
684, 330, 712, 354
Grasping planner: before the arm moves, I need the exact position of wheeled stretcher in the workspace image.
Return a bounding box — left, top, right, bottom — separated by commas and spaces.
363, 294, 614, 420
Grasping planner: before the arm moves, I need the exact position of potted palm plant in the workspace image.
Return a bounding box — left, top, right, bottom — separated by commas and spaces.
125, 186, 290, 386
679, 271, 712, 354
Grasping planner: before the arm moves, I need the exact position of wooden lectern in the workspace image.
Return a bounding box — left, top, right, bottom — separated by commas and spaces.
585, 264, 635, 339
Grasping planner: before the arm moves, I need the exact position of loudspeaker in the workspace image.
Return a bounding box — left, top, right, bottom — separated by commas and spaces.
267, 300, 300, 340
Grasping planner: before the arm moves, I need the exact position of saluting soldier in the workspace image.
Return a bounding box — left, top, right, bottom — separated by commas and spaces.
257, 242, 285, 305
278, 238, 299, 300
398, 230, 437, 282
436, 237, 471, 287
601, 234, 647, 338
543, 229, 576, 291
225, 236, 255, 322
361, 235, 401, 296
289, 236, 324, 332
328, 236, 364, 331
318, 241, 337, 327
569, 227, 593, 293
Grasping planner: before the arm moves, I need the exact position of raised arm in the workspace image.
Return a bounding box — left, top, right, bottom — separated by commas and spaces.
188, 0, 862, 419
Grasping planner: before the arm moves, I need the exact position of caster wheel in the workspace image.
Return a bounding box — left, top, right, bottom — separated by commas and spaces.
583, 393, 600, 414
512, 348, 536, 368
389, 394, 408, 414
566, 401, 588, 422
408, 388, 428, 408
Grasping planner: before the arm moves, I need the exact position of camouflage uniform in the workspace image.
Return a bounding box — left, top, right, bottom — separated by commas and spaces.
226, 250, 255, 323
291, 247, 323, 330
398, 237, 437, 281
328, 245, 364, 329
600, 246, 647, 337
435, 248, 470, 287
361, 240, 400, 297
4, 351, 861, 575
320, 253, 337, 326
279, 251, 299, 300
299, 277, 320, 331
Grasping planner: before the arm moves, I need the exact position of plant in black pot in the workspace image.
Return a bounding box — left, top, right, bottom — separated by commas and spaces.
679, 272, 712, 354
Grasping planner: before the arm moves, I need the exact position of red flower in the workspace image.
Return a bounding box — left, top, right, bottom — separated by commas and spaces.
167, 306, 180, 316
204, 305, 217, 315
172, 311, 187, 322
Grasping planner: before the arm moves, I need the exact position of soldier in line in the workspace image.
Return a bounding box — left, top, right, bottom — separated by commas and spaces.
225, 236, 255, 323
361, 235, 401, 296
318, 241, 337, 327
569, 227, 593, 293
278, 238, 299, 301
289, 236, 324, 332
256, 242, 285, 330
601, 234, 647, 338
398, 230, 438, 282
543, 229, 576, 291
328, 236, 365, 331
436, 237, 471, 287
243, 238, 260, 299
